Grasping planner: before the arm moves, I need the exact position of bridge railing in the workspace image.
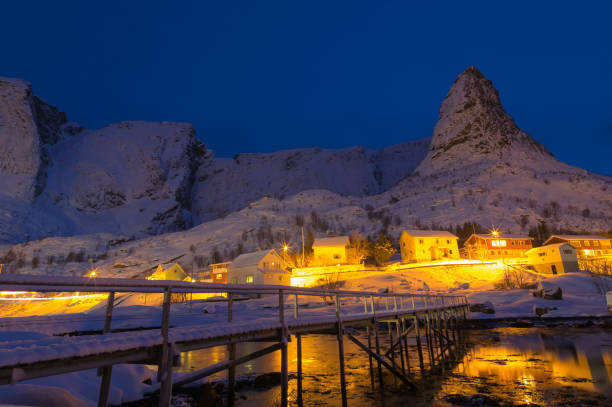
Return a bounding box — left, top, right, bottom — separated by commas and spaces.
0, 274, 468, 327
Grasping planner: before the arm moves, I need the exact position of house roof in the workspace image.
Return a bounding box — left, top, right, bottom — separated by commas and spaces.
402, 230, 458, 239
544, 235, 610, 243
312, 236, 350, 247
229, 250, 277, 268
470, 234, 533, 240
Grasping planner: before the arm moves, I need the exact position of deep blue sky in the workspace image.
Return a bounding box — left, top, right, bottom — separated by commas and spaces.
2, 1, 611, 175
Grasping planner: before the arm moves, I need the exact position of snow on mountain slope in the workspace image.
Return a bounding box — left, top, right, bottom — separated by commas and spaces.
0, 66, 609, 270
191, 140, 429, 222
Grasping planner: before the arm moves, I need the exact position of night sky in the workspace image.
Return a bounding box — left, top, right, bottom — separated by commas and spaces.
2, 1, 611, 175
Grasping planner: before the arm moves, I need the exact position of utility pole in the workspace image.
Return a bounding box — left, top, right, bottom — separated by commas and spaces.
301, 226, 305, 267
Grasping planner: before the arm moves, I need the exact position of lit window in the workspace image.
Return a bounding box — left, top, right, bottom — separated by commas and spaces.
246, 275, 254, 283
216, 273, 223, 279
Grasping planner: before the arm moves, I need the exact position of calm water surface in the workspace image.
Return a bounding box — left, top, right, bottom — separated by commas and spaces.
176, 326, 612, 406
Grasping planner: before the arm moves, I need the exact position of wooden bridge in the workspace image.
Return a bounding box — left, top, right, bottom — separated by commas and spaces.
0, 274, 469, 407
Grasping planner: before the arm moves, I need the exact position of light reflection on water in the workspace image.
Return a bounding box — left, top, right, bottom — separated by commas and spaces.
177, 327, 612, 406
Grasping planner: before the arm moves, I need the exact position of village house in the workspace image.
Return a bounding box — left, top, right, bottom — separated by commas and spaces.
227, 249, 290, 285
311, 236, 350, 266
147, 263, 192, 281
209, 261, 231, 284
463, 233, 533, 260
525, 243, 579, 275
542, 235, 612, 257
399, 230, 460, 263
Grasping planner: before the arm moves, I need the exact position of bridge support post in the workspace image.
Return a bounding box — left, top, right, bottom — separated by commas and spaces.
335, 294, 348, 407
297, 334, 303, 407
279, 291, 288, 407
413, 316, 425, 373
227, 292, 235, 407
366, 325, 375, 389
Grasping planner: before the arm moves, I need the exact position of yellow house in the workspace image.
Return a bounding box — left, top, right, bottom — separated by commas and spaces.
525, 243, 579, 275
399, 230, 460, 263
147, 263, 192, 281
312, 236, 350, 266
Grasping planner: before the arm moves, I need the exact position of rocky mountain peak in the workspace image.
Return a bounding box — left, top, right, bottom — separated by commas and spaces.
415, 66, 553, 176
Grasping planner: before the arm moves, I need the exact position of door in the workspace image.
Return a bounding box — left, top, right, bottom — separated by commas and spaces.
551, 264, 557, 275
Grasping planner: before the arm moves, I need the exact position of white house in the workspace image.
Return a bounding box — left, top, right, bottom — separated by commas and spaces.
227, 249, 290, 285
525, 243, 579, 275
312, 236, 350, 266
399, 230, 459, 263
147, 263, 191, 281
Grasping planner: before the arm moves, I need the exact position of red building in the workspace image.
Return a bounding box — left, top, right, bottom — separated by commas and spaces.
463, 233, 533, 260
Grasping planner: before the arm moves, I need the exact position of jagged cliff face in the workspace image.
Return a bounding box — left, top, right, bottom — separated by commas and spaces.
416, 66, 555, 176
0, 78, 67, 200
0, 78, 207, 243
190, 139, 429, 222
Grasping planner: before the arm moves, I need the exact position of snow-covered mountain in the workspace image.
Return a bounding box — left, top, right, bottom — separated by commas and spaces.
191, 140, 429, 222
0, 77, 208, 243
0, 66, 610, 276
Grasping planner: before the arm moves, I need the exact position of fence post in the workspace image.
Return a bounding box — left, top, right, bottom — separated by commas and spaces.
97, 291, 115, 407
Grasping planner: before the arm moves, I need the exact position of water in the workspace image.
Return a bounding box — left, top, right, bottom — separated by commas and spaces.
175, 326, 612, 406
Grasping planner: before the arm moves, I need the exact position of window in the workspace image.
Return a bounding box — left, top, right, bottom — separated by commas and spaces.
278, 276, 283, 281
449, 250, 453, 254
230, 277, 237, 284
492, 240, 507, 247
419, 239, 424, 244
334, 254, 340, 259
563, 249, 572, 254
263, 262, 268, 268
446, 240, 450, 244
436, 239, 439, 244
538, 252, 546, 257
246, 275, 254, 283
267, 274, 272, 278
216, 273, 223, 279
402, 242, 406, 247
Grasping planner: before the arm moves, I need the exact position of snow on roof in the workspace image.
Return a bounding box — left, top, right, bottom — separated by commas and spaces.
526, 242, 573, 253
402, 230, 458, 238
546, 235, 610, 241
471, 234, 533, 240
229, 249, 277, 268
312, 236, 349, 247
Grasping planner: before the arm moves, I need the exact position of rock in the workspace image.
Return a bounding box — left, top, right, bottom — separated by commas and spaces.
533, 305, 558, 317
253, 372, 282, 389
445, 393, 501, 406
509, 320, 534, 328
469, 302, 495, 314
532, 286, 562, 300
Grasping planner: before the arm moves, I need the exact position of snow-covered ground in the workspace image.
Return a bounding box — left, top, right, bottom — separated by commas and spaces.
1, 264, 611, 406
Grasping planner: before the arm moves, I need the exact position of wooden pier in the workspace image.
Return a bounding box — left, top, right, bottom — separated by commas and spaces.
0, 275, 469, 406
